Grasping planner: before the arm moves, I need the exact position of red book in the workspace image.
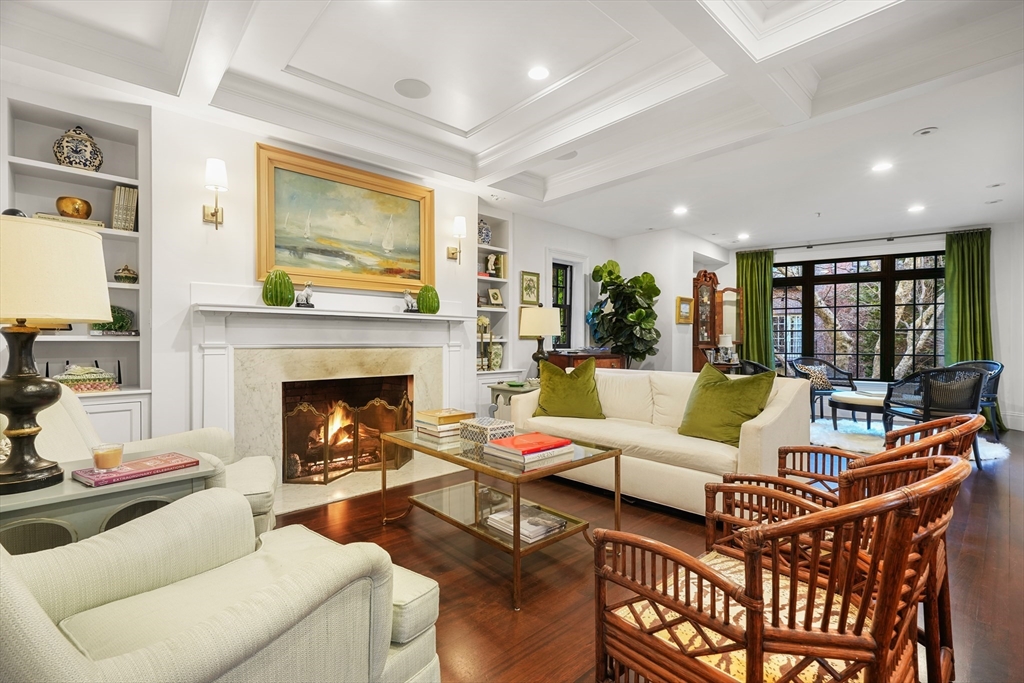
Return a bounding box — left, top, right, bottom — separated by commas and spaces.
72, 452, 200, 487
487, 432, 573, 456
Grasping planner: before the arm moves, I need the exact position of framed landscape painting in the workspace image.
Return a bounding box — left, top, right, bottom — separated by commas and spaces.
256, 144, 434, 293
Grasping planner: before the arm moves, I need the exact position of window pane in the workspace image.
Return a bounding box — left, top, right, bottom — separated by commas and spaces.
916, 255, 935, 269
815, 283, 835, 307
833, 355, 854, 374
836, 261, 857, 274
815, 263, 835, 276
858, 307, 879, 329
814, 330, 835, 354
787, 265, 803, 277
937, 255, 945, 268
859, 259, 881, 273
896, 257, 914, 270
773, 266, 786, 278
835, 283, 857, 306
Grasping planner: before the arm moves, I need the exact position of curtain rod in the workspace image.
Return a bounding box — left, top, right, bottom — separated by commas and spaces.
739, 227, 990, 254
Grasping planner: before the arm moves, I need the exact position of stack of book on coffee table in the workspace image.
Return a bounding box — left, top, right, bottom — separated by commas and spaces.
482, 432, 576, 471
415, 409, 474, 446
486, 504, 567, 543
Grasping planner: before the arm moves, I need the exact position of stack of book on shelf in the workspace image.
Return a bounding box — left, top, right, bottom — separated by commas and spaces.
414, 408, 474, 446
33, 213, 106, 230
483, 432, 576, 471
486, 504, 567, 543
111, 185, 139, 231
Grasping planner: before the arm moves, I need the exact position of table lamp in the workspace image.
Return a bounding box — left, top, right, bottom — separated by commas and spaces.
0, 215, 112, 494
520, 305, 562, 369
718, 334, 733, 363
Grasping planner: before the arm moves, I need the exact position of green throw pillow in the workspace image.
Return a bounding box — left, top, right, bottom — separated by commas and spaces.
678, 364, 774, 447
533, 357, 605, 419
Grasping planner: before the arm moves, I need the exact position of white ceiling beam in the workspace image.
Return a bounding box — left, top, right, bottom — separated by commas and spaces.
651, 0, 812, 125
178, 1, 258, 106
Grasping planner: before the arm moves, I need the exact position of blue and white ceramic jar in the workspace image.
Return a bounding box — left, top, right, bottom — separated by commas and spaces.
478, 218, 491, 245
53, 126, 103, 172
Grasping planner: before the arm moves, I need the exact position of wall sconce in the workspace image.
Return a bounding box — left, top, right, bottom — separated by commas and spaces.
203, 158, 228, 229
447, 215, 466, 264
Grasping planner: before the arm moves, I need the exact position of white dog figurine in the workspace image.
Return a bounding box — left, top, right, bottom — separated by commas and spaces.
403, 289, 417, 312
295, 281, 314, 308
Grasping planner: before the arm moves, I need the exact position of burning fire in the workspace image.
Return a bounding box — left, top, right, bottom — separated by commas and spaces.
326, 401, 354, 447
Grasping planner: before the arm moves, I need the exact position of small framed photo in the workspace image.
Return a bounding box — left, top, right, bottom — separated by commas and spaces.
675, 296, 693, 324
520, 271, 540, 306
488, 288, 503, 306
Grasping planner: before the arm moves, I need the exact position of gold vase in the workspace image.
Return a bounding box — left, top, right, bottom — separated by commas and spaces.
56, 197, 93, 220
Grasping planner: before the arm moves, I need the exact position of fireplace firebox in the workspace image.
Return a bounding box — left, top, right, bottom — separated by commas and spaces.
282, 375, 413, 484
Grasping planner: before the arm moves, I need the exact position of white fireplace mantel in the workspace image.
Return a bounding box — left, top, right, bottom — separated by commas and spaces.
190, 303, 474, 433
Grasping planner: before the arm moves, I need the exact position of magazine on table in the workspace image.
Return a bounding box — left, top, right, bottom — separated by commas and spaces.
486, 505, 567, 542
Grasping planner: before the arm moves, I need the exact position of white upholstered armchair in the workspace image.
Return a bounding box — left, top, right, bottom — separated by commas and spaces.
0, 488, 441, 683
1, 385, 277, 535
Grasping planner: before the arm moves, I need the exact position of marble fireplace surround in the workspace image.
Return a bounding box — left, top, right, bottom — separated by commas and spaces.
234, 346, 442, 464
190, 303, 473, 462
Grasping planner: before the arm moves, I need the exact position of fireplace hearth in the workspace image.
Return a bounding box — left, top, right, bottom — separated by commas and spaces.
282, 375, 413, 484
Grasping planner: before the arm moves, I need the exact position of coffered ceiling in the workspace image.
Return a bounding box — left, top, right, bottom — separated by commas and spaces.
2, 0, 1021, 245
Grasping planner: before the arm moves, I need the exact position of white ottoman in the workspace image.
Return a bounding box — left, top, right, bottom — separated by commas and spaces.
827, 390, 886, 430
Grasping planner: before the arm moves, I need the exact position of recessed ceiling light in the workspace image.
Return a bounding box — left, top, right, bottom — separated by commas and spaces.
394, 78, 431, 99
490, 194, 502, 201
987, 183, 1005, 188
528, 66, 549, 80
985, 199, 1003, 204
872, 162, 893, 172
908, 205, 925, 213
673, 206, 688, 215
913, 127, 939, 137
555, 151, 578, 161
737, 233, 750, 240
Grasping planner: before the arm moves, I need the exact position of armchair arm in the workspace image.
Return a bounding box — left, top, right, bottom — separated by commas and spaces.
123, 427, 236, 465
777, 445, 865, 494
95, 540, 394, 683
721, 473, 839, 508
704, 482, 826, 555
510, 390, 541, 430
12, 488, 255, 623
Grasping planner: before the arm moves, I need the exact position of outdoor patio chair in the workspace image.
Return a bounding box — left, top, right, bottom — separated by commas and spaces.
738, 359, 773, 375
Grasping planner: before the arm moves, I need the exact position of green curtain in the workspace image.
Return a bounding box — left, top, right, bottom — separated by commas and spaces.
737, 250, 775, 368
945, 229, 1005, 430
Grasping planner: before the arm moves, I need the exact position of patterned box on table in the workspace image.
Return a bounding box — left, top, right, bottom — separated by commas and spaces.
460, 417, 515, 444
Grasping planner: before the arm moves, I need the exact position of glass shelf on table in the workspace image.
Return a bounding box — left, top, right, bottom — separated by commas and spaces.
408, 480, 589, 554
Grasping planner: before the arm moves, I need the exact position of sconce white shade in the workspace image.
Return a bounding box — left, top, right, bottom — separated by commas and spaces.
204, 158, 228, 192
519, 306, 561, 337
0, 215, 112, 325
453, 216, 467, 239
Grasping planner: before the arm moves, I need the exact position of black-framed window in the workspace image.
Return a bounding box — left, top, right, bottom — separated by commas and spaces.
552, 263, 572, 349
772, 252, 944, 380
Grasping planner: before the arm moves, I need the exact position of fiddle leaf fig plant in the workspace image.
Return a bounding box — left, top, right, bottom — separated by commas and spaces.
590, 260, 661, 367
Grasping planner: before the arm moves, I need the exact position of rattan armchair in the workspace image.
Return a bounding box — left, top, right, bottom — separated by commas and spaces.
788, 357, 857, 420
595, 457, 972, 683
949, 360, 1004, 441
883, 368, 985, 468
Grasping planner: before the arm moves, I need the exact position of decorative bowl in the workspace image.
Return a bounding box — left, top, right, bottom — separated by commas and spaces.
114, 264, 138, 284
56, 196, 93, 219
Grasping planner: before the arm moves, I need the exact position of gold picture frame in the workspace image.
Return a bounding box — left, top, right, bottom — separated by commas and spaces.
520, 271, 540, 306
676, 296, 694, 324
256, 143, 434, 293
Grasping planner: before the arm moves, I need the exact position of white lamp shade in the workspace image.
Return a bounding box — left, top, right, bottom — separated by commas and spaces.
519, 306, 561, 337
0, 215, 112, 325
718, 334, 733, 347
205, 158, 228, 192
453, 216, 467, 239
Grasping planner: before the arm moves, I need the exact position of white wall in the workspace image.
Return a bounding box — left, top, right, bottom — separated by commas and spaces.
507, 213, 614, 375
990, 222, 1023, 431
150, 109, 478, 436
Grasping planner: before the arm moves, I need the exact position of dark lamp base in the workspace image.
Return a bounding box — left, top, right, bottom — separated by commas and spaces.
531, 337, 549, 366
0, 464, 64, 495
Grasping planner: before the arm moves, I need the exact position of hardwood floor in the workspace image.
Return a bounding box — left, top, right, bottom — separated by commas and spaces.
278, 431, 1024, 683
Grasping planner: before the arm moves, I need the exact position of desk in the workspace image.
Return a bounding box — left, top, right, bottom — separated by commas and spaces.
0, 448, 217, 554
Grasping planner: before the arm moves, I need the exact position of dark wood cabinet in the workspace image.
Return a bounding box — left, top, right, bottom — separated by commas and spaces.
545, 352, 627, 370
692, 270, 719, 371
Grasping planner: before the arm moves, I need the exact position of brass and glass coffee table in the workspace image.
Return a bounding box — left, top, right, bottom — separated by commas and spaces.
380, 430, 621, 610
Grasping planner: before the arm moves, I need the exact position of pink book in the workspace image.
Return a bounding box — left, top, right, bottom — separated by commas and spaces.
72, 452, 200, 487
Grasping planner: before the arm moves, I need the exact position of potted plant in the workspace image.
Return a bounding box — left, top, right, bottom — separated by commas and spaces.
590, 260, 661, 367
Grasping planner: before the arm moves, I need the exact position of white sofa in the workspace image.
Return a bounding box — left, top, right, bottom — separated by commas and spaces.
0, 488, 441, 683
511, 369, 809, 515
0, 385, 277, 535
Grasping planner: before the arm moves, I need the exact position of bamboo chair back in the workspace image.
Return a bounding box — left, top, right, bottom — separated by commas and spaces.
596, 458, 972, 683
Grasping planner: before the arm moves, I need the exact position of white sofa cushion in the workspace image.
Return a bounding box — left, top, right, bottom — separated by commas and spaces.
57, 525, 374, 659
650, 372, 699, 428
524, 416, 738, 476
381, 628, 437, 683
594, 370, 654, 423
391, 565, 439, 645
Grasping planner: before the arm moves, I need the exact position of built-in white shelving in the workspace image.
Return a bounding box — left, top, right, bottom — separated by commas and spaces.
1, 85, 152, 439
475, 208, 515, 375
